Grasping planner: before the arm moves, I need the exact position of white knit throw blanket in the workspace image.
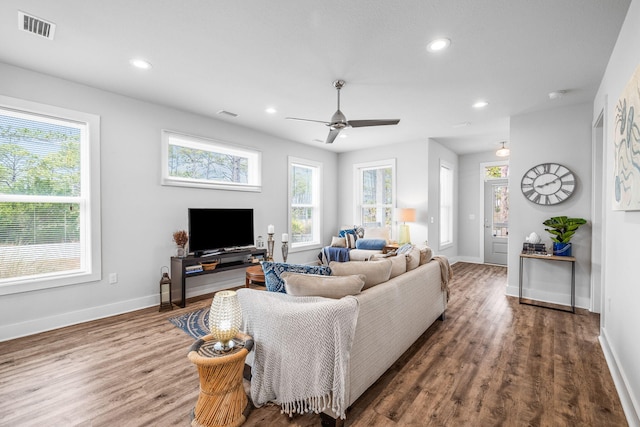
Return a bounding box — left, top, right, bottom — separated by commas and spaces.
237, 289, 359, 419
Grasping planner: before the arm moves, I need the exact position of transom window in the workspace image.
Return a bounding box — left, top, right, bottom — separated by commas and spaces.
288, 157, 321, 249
354, 159, 396, 232
0, 96, 101, 295
161, 130, 261, 192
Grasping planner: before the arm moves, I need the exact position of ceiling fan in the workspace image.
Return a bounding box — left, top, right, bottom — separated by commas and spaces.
286, 80, 400, 144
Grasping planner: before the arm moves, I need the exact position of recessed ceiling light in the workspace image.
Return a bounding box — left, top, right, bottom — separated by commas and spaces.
339, 134, 347, 138
265, 107, 277, 114
426, 38, 451, 52
548, 90, 567, 100
130, 58, 152, 70
473, 100, 489, 109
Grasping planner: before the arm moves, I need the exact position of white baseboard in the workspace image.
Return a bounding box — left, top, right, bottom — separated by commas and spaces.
454, 256, 484, 264
0, 294, 158, 342
600, 328, 640, 427
0, 270, 249, 342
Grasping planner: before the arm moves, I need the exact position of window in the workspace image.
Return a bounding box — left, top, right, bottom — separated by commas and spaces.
288, 157, 321, 249
439, 161, 454, 248
161, 130, 261, 192
354, 159, 396, 232
485, 164, 509, 179
0, 96, 101, 295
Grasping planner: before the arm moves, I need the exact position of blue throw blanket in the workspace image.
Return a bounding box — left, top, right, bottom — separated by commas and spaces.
321, 247, 350, 264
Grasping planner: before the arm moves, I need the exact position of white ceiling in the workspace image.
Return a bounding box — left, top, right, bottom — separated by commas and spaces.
0, 0, 631, 154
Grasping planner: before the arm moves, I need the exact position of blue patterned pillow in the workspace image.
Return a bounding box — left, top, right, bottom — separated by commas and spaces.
260, 262, 332, 293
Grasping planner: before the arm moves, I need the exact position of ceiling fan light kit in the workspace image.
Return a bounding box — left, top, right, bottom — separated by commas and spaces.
286, 80, 400, 144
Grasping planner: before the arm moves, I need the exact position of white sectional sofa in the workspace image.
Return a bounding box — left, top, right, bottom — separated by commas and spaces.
238, 251, 450, 426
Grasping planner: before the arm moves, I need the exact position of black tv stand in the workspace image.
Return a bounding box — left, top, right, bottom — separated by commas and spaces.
170, 248, 266, 308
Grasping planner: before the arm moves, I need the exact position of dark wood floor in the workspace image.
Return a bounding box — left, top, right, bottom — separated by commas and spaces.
0, 263, 627, 426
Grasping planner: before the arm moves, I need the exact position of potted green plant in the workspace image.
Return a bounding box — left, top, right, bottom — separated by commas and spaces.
542, 216, 587, 256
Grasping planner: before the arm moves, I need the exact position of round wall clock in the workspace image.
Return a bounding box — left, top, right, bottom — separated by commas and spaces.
520, 163, 576, 205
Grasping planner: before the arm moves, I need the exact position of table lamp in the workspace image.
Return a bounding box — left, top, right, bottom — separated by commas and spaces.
208, 290, 242, 352
397, 208, 416, 245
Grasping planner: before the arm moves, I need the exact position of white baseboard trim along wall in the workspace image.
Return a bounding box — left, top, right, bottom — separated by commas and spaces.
600, 328, 640, 427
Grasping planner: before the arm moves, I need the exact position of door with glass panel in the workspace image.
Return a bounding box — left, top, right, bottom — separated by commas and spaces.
484, 178, 509, 265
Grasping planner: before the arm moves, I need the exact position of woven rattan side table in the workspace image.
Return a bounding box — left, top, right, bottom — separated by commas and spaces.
188, 332, 254, 427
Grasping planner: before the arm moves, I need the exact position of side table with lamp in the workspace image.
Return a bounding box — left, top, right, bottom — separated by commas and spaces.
188, 290, 253, 427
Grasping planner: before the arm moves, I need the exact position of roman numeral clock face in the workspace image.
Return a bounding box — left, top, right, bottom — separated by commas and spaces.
521, 163, 576, 205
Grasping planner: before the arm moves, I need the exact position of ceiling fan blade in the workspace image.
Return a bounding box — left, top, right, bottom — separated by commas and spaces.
326, 129, 341, 144
285, 117, 331, 125
348, 119, 400, 128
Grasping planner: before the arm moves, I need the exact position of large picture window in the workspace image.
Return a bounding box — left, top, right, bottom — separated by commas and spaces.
0, 96, 101, 294
354, 159, 396, 232
161, 130, 261, 192
288, 157, 321, 250
439, 161, 454, 248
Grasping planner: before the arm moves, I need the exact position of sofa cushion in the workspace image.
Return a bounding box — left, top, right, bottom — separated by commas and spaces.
355, 238, 386, 250
406, 247, 421, 271
261, 262, 332, 293
281, 272, 366, 298
372, 253, 407, 278
329, 259, 392, 290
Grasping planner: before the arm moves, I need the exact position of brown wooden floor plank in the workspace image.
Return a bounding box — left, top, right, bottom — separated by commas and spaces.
0, 264, 628, 427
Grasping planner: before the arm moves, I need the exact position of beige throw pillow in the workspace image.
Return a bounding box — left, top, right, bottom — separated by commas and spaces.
372, 253, 407, 278
330, 236, 347, 248
329, 259, 392, 290
363, 227, 389, 242
417, 245, 433, 265
406, 247, 421, 271
281, 272, 365, 298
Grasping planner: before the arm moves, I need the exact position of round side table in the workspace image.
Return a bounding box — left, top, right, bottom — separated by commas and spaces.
188, 332, 254, 427
245, 265, 265, 288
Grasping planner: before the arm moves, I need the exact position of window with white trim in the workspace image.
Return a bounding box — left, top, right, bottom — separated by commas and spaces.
439, 161, 454, 248
0, 96, 101, 295
354, 159, 396, 232
161, 130, 262, 192
288, 157, 321, 249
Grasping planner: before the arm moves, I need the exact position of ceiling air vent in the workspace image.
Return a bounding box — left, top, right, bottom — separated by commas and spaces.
18, 11, 56, 40
216, 110, 238, 118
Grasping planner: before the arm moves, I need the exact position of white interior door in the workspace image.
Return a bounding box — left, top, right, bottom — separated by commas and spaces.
484, 179, 509, 265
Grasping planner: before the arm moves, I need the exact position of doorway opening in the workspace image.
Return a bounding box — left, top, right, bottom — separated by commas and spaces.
479, 162, 509, 265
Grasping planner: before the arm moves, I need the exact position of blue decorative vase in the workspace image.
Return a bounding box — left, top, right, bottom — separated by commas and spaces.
553, 242, 572, 256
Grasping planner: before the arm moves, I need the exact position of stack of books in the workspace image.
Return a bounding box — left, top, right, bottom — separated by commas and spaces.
185, 264, 203, 274
522, 243, 547, 255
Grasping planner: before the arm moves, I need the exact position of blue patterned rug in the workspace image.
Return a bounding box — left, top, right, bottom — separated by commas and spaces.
168, 308, 209, 339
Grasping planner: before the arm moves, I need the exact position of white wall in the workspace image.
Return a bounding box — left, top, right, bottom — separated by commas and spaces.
507, 103, 593, 308
457, 150, 508, 263
593, 0, 640, 424
428, 139, 459, 259
337, 140, 430, 246
0, 62, 339, 341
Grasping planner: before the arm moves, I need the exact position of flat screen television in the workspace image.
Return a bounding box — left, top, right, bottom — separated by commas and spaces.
188, 208, 254, 256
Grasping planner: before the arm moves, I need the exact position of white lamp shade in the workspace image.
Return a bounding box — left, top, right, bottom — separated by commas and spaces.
208, 290, 242, 345
396, 208, 416, 223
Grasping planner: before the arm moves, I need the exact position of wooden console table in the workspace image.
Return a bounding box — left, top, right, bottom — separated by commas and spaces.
519, 253, 576, 313
171, 249, 266, 308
